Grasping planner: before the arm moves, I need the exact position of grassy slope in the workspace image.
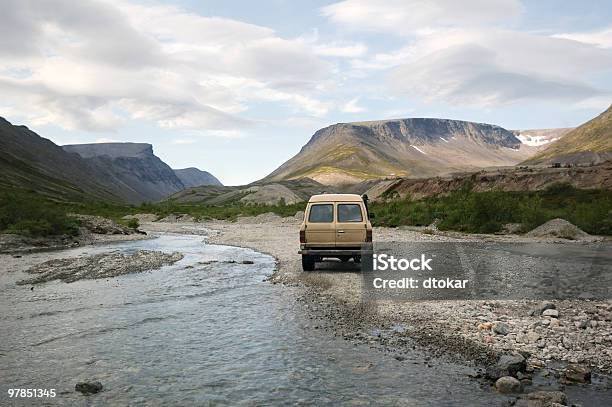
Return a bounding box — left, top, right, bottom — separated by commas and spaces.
281, 143, 409, 181
526, 105, 612, 162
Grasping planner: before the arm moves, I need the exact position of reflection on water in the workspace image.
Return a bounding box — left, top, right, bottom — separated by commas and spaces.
2, 234, 508, 406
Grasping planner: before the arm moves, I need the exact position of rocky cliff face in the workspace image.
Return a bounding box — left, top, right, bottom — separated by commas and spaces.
0, 117, 119, 201
63, 143, 185, 203
265, 118, 544, 185
173, 167, 222, 187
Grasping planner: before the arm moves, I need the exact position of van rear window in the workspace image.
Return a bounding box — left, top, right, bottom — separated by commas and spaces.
338, 204, 363, 222
308, 204, 333, 223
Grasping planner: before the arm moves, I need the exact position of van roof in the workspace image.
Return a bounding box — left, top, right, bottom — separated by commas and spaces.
308, 193, 363, 203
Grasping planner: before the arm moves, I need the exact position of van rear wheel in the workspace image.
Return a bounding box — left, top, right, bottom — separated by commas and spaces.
301, 255, 315, 271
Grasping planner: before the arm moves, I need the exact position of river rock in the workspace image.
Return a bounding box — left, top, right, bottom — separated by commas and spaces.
75, 381, 103, 395
493, 322, 510, 335
495, 376, 521, 394
486, 353, 526, 379
562, 364, 591, 384
542, 309, 559, 318
519, 390, 567, 406
530, 301, 556, 316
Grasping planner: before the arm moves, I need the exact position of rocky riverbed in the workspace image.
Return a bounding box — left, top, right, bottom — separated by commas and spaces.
145, 215, 612, 405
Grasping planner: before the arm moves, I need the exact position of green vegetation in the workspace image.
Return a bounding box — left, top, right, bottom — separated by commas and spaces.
2, 182, 611, 237
0, 191, 80, 237
370, 182, 612, 235
0, 187, 307, 237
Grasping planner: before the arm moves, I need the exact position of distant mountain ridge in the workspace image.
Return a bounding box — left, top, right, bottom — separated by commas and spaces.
523, 105, 612, 165
174, 167, 223, 187
0, 117, 120, 201
0, 115, 222, 204
63, 143, 186, 203
265, 118, 546, 185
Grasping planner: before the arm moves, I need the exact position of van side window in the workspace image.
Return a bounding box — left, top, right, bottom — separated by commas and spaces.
337, 204, 363, 222
308, 204, 333, 223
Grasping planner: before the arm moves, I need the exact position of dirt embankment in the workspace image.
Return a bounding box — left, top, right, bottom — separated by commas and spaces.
0, 215, 148, 254
189, 217, 612, 379
366, 161, 612, 200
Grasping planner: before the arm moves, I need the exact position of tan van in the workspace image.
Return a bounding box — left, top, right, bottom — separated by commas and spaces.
299, 194, 372, 271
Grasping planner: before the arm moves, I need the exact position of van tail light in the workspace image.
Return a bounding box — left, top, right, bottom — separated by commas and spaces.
366, 229, 372, 242
300, 229, 306, 243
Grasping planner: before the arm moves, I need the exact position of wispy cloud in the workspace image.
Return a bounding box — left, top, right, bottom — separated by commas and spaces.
342, 97, 366, 113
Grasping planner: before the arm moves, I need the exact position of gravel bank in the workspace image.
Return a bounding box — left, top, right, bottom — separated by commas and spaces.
17, 250, 183, 284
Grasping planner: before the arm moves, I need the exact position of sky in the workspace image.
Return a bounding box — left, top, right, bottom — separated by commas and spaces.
1, 0, 611, 185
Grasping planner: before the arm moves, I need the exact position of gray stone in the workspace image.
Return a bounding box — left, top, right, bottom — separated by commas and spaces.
498, 353, 527, 377
530, 301, 556, 316
495, 376, 522, 394
487, 353, 527, 379
543, 309, 559, 318
493, 322, 510, 335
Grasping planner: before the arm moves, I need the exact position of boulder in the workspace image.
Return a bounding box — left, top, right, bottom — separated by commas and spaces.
493, 322, 510, 335
562, 364, 591, 384
529, 301, 556, 316
487, 353, 527, 379
495, 376, 522, 394
542, 309, 559, 318
515, 390, 568, 407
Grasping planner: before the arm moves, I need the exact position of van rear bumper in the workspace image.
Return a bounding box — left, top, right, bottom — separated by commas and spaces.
298, 248, 372, 256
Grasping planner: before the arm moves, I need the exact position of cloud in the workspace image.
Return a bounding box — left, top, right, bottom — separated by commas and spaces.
321, 0, 523, 35
388, 30, 612, 106
342, 97, 366, 113
0, 0, 333, 132
322, 1, 612, 107
554, 27, 612, 49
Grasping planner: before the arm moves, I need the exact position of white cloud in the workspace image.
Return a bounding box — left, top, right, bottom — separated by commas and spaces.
322, 1, 612, 107
554, 27, 612, 49
0, 0, 334, 132
388, 29, 612, 106
342, 97, 366, 113
321, 0, 523, 35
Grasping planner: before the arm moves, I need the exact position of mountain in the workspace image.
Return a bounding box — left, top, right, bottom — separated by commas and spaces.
523, 105, 612, 165
173, 167, 222, 187
265, 118, 546, 185
0, 117, 119, 201
63, 143, 185, 203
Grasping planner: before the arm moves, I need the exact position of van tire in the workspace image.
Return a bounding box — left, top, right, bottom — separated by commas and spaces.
302, 255, 315, 271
